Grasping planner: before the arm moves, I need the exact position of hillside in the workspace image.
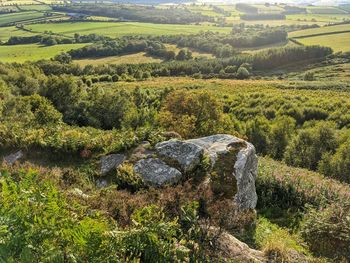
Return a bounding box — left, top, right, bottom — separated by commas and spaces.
0, 1, 350, 262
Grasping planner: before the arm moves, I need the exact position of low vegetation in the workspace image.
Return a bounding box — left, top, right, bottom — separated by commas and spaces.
1, 1, 350, 262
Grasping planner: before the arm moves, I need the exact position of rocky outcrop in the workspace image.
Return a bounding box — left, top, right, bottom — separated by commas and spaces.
3, 150, 24, 165
134, 158, 182, 186
100, 134, 258, 210
155, 140, 203, 173
207, 227, 267, 263
187, 134, 258, 210
100, 154, 126, 175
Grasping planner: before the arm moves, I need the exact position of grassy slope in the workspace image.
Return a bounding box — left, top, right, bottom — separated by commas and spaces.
289, 24, 350, 37
25, 22, 232, 38
74, 52, 163, 67
0, 43, 88, 63
306, 6, 348, 14
297, 32, 350, 52
0, 11, 46, 26
0, 26, 37, 42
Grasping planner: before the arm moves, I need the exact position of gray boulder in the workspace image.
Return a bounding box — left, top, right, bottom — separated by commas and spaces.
187, 134, 258, 210
134, 158, 182, 186
100, 154, 126, 175
155, 140, 204, 173
3, 150, 24, 165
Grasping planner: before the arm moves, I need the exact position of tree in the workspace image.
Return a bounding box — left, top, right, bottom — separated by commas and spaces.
245, 116, 271, 155
159, 90, 225, 138
269, 116, 296, 160
236, 66, 250, 79
53, 52, 72, 64
284, 122, 337, 170
42, 75, 84, 124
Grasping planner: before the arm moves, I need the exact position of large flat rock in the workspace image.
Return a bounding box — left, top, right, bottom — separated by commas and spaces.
155, 140, 204, 173
134, 158, 182, 186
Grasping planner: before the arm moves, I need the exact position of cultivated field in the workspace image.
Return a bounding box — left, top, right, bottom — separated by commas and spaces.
24, 21, 232, 37
306, 6, 348, 14
296, 32, 350, 52
289, 24, 350, 37
0, 43, 87, 62
0, 10, 47, 26
287, 13, 350, 23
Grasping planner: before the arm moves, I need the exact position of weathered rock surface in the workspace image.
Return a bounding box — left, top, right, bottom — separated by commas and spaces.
187, 134, 258, 210
3, 150, 24, 165
207, 227, 267, 263
134, 158, 182, 186
234, 143, 258, 210
155, 140, 204, 173
100, 154, 126, 175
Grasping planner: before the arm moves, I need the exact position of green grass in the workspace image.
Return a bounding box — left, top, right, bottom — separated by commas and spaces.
0, 10, 47, 26
287, 13, 350, 23
0, 43, 88, 63
289, 24, 350, 38
296, 32, 350, 52
0, 26, 37, 42
18, 4, 52, 11
74, 52, 163, 67
0, 5, 19, 11
306, 6, 348, 14
186, 5, 224, 17
24, 21, 232, 38
252, 4, 284, 14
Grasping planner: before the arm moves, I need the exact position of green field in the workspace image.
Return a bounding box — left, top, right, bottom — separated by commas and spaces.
306, 6, 348, 14
252, 4, 284, 14
186, 5, 224, 17
289, 24, 350, 38
25, 21, 232, 38
0, 10, 47, 26
296, 32, 350, 52
287, 13, 350, 23
0, 26, 37, 42
0, 43, 87, 63
18, 4, 52, 11
74, 52, 163, 67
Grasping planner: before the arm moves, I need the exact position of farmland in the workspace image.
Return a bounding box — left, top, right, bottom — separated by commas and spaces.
306, 6, 348, 14
24, 21, 232, 38
1, 1, 350, 261
0, 26, 36, 41
0, 43, 87, 62
289, 24, 350, 37
296, 32, 350, 52
0, 10, 47, 26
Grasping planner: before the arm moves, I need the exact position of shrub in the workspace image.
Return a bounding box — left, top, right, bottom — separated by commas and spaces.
115, 162, 144, 192
284, 122, 337, 170
300, 202, 350, 260
158, 90, 229, 138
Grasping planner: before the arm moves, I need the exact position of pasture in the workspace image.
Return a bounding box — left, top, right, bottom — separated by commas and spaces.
0, 43, 87, 63
0, 26, 37, 42
289, 24, 350, 38
0, 10, 46, 26
306, 6, 348, 14
296, 32, 350, 52
24, 21, 232, 38
287, 13, 350, 23
18, 4, 52, 11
